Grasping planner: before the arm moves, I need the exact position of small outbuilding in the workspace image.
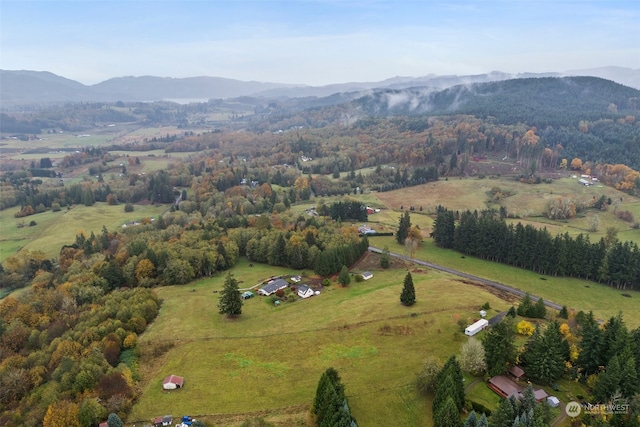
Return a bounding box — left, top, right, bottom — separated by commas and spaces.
508, 365, 526, 381
162, 375, 184, 390
297, 284, 315, 299
547, 396, 560, 408
465, 319, 489, 336
361, 271, 374, 280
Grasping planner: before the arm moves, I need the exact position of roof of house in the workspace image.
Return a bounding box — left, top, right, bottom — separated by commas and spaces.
362, 271, 373, 278
488, 375, 522, 398
260, 279, 288, 294
298, 284, 311, 293
163, 375, 184, 386
509, 365, 525, 379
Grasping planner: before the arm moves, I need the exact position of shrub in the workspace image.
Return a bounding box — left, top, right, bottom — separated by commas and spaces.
29, 220, 37, 227
51, 202, 61, 212
124, 203, 134, 212
482, 302, 491, 310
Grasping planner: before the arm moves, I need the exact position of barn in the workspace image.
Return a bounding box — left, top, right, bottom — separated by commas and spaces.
162, 375, 184, 390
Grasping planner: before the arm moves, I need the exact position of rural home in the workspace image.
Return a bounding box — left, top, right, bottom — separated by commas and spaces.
361, 271, 374, 280
297, 284, 315, 299
578, 178, 592, 186
465, 318, 489, 336
162, 375, 184, 390
291, 275, 302, 283
488, 375, 549, 401
258, 278, 288, 296
153, 415, 173, 426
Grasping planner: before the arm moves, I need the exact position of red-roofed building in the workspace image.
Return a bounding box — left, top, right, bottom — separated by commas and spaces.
162, 375, 184, 390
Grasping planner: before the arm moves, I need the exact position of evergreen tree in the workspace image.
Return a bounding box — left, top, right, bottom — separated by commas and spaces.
463, 411, 478, 427
337, 265, 351, 286
516, 293, 534, 317
396, 210, 411, 244
380, 245, 391, 268
483, 320, 516, 376
434, 396, 461, 427
593, 356, 622, 402
218, 272, 243, 317
577, 311, 604, 375
522, 321, 565, 384
558, 305, 569, 319
400, 271, 416, 306
491, 396, 517, 427
533, 297, 546, 318
107, 413, 124, 427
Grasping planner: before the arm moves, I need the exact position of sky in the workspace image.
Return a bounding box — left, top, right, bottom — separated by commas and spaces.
1, 0, 639, 86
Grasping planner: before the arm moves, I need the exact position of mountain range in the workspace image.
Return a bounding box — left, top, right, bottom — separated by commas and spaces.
1, 66, 639, 106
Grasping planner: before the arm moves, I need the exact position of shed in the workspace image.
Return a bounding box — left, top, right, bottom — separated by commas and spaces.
361, 271, 374, 280
465, 318, 489, 336
258, 279, 288, 296
547, 396, 560, 408
162, 375, 184, 390
297, 285, 314, 299
534, 388, 549, 401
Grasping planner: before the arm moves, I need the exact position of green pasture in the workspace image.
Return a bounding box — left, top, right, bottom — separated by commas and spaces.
0, 203, 168, 261
131, 258, 511, 425
371, 236, 640, 328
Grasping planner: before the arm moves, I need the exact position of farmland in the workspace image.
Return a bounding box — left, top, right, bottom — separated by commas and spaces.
131, 257, 512, 426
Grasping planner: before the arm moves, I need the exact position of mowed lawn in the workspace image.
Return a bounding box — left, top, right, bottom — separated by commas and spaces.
131, 259, 511, 426
0, 203, 168, 260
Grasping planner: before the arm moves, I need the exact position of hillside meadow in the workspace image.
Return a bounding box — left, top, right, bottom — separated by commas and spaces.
131, 257, 512, 426
0, 203, 168, 261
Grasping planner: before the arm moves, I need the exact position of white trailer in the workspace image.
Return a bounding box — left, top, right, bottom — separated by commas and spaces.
465, 319, 489, 336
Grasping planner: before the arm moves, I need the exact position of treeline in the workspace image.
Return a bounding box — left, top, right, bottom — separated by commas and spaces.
329, 201, 368, 222
431, 206, 640, 290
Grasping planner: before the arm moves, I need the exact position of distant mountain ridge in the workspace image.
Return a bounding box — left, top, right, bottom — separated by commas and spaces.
1, 67, 639, 106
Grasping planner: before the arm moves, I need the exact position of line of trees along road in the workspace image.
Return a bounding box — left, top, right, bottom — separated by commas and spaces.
431, 206, 640, 290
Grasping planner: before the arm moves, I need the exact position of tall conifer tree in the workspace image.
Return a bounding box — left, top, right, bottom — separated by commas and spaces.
400, 271, 416, 306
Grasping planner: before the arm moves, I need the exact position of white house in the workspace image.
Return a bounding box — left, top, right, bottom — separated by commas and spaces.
465, 319, 489, 336
297, 284, 315, 299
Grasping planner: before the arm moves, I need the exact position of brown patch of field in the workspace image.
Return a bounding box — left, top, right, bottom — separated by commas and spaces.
351, 250, 410, 272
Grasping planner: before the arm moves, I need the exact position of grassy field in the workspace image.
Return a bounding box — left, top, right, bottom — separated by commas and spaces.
0, 203, 168, 261
131, 257, 511, 426
369, 236, 640, 328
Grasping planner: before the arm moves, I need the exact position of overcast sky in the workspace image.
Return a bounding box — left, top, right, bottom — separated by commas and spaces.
1, 0, 638, 86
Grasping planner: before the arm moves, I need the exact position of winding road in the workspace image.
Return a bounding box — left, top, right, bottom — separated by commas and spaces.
368, 246, 564, 310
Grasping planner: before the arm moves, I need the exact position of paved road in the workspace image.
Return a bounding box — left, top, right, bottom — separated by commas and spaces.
369, 246, 563, 311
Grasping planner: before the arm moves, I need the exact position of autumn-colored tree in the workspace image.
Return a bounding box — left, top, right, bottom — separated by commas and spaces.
517, 320, 535, 336
404, 226, 423, 258
570, 157, 583, 171
135, 258, 155, 282
43, 400, 81, 427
